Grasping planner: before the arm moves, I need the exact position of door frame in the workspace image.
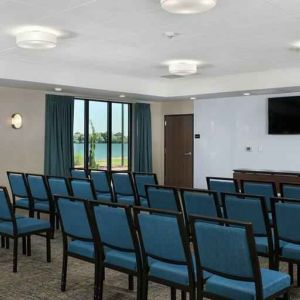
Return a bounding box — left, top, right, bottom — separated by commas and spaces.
164, 114, 194, 187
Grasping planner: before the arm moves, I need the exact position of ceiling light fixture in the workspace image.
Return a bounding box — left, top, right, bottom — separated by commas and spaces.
54, 87, 62, 92
243, 92, 251, 96
190, 97, 196, 100
119, 94, 126, 98
16, 30, 57, 49
161, 0, 217, 14
168, 60, 199, 76
290, 40, 300, 51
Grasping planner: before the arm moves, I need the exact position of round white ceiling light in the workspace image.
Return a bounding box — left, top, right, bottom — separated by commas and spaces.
16, 30, 57, 49
168, 60, 199, 76
160, 0, 217, 14
290, 40, 300, 51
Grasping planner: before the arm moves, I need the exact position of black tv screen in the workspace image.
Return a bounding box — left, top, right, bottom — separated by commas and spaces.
268, 96, 300, 134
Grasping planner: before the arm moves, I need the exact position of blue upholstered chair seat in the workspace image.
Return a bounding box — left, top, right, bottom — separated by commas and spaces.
0, 218, 50, 235
255, 237, 269, 254
140, 196, 148, 207
148, 257, 210, 286
15, 198, 30, 208
68, 240, 95, 259
15, 198, 51, 212
205, 268, 290, 300
117, 195, 135, 205
104, 247, 137, 271
96, 192, 112, 202
34, 200, 50, 212
280, 241, 300, 261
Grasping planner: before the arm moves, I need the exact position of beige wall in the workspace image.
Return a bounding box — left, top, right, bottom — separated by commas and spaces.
0, 87, 45, 187
151, 100, 194, 184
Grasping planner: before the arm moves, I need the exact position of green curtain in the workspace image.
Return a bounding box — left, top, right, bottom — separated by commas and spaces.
44, 94, 74, 177
134, 103, 153, 172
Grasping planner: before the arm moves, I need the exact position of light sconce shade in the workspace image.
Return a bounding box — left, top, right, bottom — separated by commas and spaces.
16, 30, 57, 49
11, 113, 23, 129
160, 0, 217, 14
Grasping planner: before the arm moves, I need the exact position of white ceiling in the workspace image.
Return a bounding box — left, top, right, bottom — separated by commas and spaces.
0, 0, 300, 99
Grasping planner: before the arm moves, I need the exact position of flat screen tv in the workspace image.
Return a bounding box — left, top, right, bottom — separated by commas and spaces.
268, 96, 300, 134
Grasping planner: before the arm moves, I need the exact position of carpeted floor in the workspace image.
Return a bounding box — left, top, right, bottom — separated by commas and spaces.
0, 227, 300, 299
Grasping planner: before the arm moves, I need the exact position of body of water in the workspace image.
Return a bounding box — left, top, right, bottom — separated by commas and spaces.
74, 143, 128, 159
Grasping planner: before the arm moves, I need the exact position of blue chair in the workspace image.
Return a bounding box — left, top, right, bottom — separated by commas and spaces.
271, 197, 300, 286
90, 170, 114, 202
111, 172, 138, 205
26, 174, 55, 236
55, 196, 101, 300
0, 186, 51, 272
47, 176, 71, 230
241, 180, 277, 212
190, 215, 291, 300
70, 168, 89, 179
87, 201, 143, 299
146, 185, 181, 212
280, 182, 300, 199
134, 207, 198, 300
69, 178, 97, 200
222, 192, 274, 268
180, 188, 222, 230
206, 177, 239, 205
133, 172, 158, 207
7, 171, 33, 216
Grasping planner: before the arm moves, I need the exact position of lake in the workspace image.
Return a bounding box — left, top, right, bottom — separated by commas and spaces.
74, 143, 128, 159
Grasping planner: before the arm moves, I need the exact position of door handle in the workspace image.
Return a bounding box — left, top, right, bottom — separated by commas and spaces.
184, 152, 192, 156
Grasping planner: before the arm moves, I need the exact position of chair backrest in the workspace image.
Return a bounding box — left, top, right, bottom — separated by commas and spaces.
90, 170, 111, 194
206, 177, 238, 205
222, 193, 270, 236
55, 196, 92, 241
0, 187, 14, 222
241, 180, 276, 211
133, 172, 158, 198
271, 197, 300, 245
69, 178, 96, 200
47, 176, 70, 198
180, 188, 222, 221
26, 174, 49, 201
280, 183, 300, 200
70, 168, 89, 179
7, 171, 30, 198
88, 202, 140, 266
134, 207, 194, 283
190, 215, 261, 288
146, 185, 181, 212
111, 172, 135, 196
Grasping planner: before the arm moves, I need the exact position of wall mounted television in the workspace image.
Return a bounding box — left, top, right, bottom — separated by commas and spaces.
268, 96, 300, 134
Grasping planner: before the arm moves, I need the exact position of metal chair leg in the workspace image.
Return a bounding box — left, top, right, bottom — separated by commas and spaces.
13, 237, 18, 273
128, 275, 134, 291
22, 237, 26, 255
46, 231, 51, 262
61, 251, 68, 292
171, 287, 176, 300
26, 235, 31, 256
289, 262, 294, 284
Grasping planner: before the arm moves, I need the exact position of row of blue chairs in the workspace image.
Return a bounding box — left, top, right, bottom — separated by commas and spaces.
207, 176, 300, 210
70, 168, 158, 206
7, 171, 158, 235
56, 195, 291, 300
0, 186, 51, 272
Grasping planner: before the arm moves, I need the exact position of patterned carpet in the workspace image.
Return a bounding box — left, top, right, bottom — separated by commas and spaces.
0, 225, 299, 299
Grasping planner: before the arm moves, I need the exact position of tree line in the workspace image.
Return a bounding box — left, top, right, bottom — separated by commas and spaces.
73, 131, 128, 144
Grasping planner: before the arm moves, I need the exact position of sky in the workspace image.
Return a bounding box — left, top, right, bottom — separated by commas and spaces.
73, 99, 128, 134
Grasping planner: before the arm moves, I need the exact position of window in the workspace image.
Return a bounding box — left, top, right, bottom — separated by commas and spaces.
73, 99, 131, 171
73, 100, 85, 168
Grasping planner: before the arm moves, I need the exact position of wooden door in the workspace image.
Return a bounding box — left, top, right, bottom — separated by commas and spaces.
164, 114, 193, 187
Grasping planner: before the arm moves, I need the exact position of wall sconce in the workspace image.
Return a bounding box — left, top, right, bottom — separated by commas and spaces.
11, 113, 23, 129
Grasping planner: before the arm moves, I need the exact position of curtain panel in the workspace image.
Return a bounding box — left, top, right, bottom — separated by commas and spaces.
44, 94, 74, 177
133, 103, 153, 172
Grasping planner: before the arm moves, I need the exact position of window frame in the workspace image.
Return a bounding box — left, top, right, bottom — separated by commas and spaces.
73, 98, 132, 172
